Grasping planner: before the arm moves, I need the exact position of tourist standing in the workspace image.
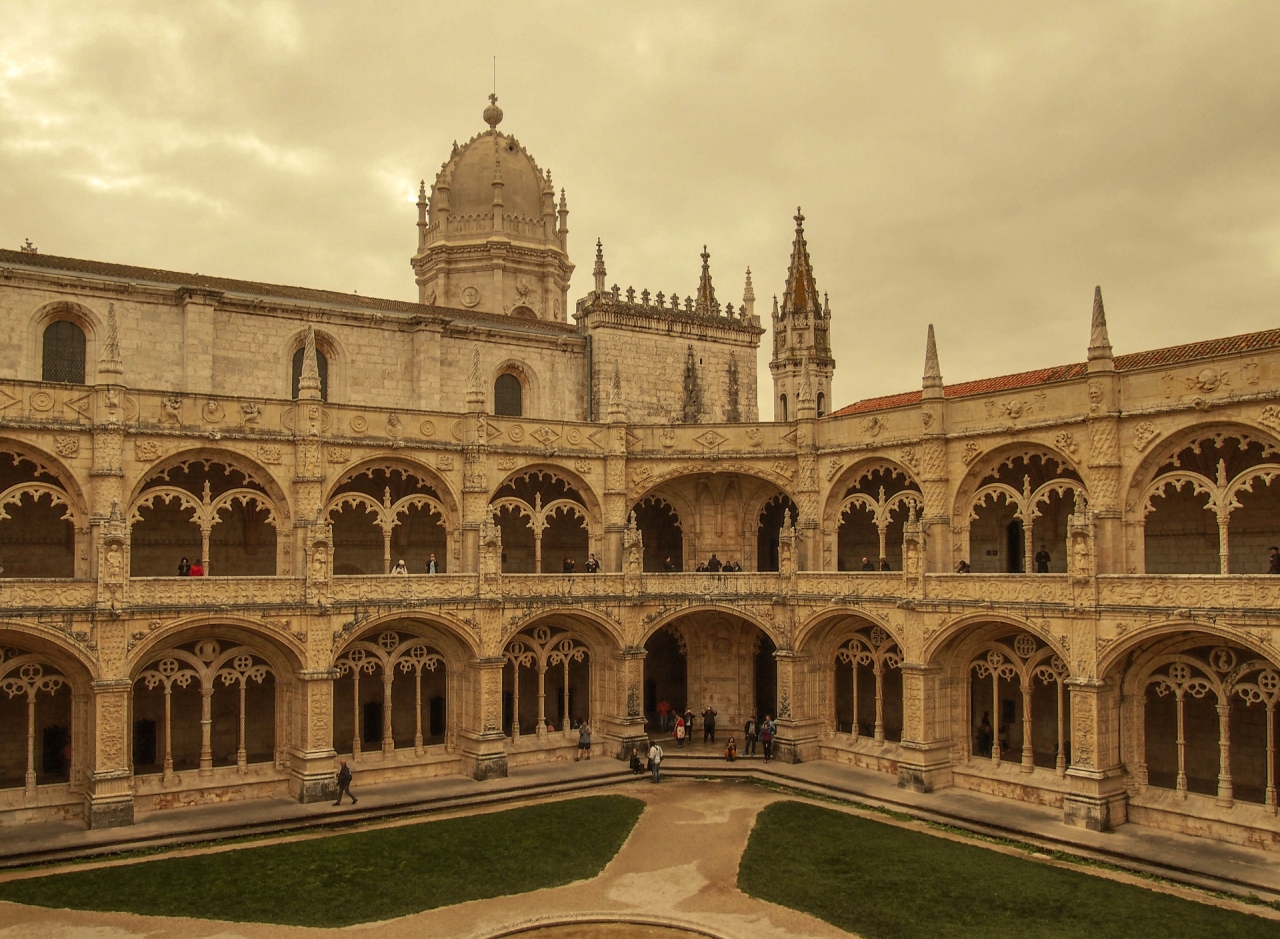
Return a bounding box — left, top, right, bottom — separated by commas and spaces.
663, 556, 676, 572
860, 557, 874, 571
683, 706, 695, 737
333, 759, 356, 805
190, 559, 205, 577
563, 556, 576, 573
702, 705, 718, 744
648, 739, 664, 783
426, 553, 439, 573
657, 699, 672, 732
177, 556, 191, 576
1035, 544, 1051, 573
575, 721, 592, 761
760, 715, 775, 762
585, 553, 600, 573
391, 558, 408, 574
743, 716, 758, 756
1270, 546, 1279, 574
878, 557, 890, 571
674, 715, 686, 748
976, 711, 993, 757
707, 554, 722, 572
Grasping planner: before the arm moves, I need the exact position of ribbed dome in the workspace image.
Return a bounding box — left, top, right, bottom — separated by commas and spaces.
431, 127, 551, 238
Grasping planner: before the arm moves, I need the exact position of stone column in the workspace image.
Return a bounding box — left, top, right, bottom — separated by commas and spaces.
772, 648, 814, 764
462, 352, 489, 575
460, 656, 509, 780
85, 678, 134, 828
1063, 677, 1128, 830
291, 668, 340, 803
178, 288, 219, 395
897, 662, 954, 792
608, 647, 650, 759
603, 365, 628, 572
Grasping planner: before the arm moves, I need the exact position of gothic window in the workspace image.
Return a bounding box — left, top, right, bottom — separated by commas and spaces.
816, 392, 826, 417
494, 373, 522, 417
779, 394, 788, 423
41, 320, 86, 384
291, 347, 329, 401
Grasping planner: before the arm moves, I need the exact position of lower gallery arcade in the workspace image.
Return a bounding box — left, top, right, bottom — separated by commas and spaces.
3, 606, 1277, 853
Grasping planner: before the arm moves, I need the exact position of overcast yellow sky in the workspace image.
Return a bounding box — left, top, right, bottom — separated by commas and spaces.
2, 1, 1277, 412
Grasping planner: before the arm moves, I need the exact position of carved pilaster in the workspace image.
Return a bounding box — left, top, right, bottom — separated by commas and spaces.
291, 668, 339, 803
460, 656, 508, 780
897, 661, 953, 792
1063, 676, 1127, 830
85, 678, 133, 828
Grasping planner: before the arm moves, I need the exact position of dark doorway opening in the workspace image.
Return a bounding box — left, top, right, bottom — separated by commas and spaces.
643, 627, 687, 731
1006, 520, 1024, 573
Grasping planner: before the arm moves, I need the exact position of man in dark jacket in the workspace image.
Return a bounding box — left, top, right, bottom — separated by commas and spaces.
743, 716, 759, 756
707, 554, 722, 572
702, 705, 718, 743
334, 759, 356, 806
1270, 546, 1280, 574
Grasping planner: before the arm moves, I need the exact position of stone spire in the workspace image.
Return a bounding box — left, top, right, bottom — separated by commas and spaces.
608, 359, 625, 422
593, 239, 606, 295
922, 323, 943, 399
742, 267, 755, 320
781, 208, 820, 320
98, 301, 124, 380
296, 325, 322, 400
415, 180, 428, 251
1087, 285, 1114, 371
693, 246, 718, 317
466, 343, 485, 410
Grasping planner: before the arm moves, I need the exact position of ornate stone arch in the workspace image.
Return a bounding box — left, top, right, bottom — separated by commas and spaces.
630, 462, 797, 507
822, 458, 921, 529
637, 602, 780, 650
922, 611, 1070, 671
128, 615, 306, 676
0, 624, 99, 685
491, 464, 602, 520
331, 612, 480, 668
127, 447, 291, 512
794, 607, 902, 659
503, 608, 626, 654
29, 300, 101, 384
0, 438, 91, 520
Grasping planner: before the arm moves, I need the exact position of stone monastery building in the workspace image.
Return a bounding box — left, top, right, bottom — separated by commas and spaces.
1, 97, 1279, 854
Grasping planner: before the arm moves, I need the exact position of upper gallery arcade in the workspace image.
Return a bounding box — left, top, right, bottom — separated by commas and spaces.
0, 96, 1278, 856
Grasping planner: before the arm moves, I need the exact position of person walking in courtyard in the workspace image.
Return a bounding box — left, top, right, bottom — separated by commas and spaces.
648, 738, 663, 783
426, 553, 438, 573
1035, 544, 1051, 573
760, 714, 775, 762
702, 704, 718, 743
575, 721, 592, 760
333, 759, 356, 805
743, 715, 758, 756
674, 714, 686, 748
1270, 545, 1279, 573
725, 736, 737, 762
683, 706, 695, 738
629, 746, 644, 774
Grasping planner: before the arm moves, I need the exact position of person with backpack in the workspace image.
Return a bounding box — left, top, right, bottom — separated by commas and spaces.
647, 738, 664, 783
333, 759, 356, 805
760, 715, 776, 763
575, 721, 592, 761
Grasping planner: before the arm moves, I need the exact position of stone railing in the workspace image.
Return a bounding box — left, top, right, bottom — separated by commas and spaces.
1097, 574, 1280, 613
0, 578, 97, 610
127, 576, 307, 608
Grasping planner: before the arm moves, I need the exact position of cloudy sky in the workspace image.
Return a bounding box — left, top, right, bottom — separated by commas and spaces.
2, 1, 1277, 412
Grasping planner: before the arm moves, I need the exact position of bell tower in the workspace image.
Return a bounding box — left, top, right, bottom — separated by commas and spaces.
770, 208, 835, 420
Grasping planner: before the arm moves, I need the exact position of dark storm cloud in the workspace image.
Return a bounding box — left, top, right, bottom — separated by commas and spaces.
2, 1, 1277, 411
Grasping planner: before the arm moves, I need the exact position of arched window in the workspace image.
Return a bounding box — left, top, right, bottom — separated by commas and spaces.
42, 321, 86, 384
291, 347, 329, 401
816, 392, 826, 417
494, 373, 522, 417
779, 394, 788, 423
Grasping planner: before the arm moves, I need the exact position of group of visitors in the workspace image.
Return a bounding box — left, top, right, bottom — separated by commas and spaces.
561, 553, 602, 573
176, 557, 204, 576
695, 554, 743, 572
858, 557, 892, 571
635, 705, 778, 783
391, 553, 440, 574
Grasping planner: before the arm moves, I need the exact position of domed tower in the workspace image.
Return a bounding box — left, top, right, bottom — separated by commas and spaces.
411, 96, 574, 320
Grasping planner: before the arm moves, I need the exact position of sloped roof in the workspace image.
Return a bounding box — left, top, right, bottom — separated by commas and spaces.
830, 327, 1280, 418
0, 249, 579, 337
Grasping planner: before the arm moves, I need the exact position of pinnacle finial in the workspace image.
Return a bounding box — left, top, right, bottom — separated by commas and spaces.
297, 325, 322, 400
923, 323, 943, 397
743, 267, 755, 301
593, 238, 606, 294
694, 245, 717, 316
794, 206, 804, 229
98, 301, 123, 378
608, 360, 625, 422
1088, 284, 1113, 363
483, 93, 503, 130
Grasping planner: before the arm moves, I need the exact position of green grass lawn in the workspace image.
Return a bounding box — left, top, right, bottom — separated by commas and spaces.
0, 795, 644, 927
739, 800, 1277, 939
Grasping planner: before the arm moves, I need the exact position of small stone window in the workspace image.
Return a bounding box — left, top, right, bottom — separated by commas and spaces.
816, 392, 826, 417
779, 394, 788, 423
292, 347, 329, 401
42, 320, 86, 384
494, 373, 522, 417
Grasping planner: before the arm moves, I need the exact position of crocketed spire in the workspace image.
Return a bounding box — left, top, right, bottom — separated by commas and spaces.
1088, 285, 1113, 366
922, 323, 943, 398
693, 246, 718, 317
296, 325, 322, 400
781, 208, 821, 320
